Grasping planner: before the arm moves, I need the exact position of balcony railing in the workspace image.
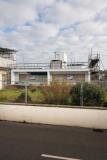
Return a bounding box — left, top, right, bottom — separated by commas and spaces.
11, 62, 88, 70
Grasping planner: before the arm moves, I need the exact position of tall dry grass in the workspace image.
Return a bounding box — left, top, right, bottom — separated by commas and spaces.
41, 83, 71, 105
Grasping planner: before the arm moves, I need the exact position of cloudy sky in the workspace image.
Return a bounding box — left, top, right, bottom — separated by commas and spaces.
0, 0, 107, 68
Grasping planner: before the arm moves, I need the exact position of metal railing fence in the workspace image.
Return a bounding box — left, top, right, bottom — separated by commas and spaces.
0, 79, 107, 106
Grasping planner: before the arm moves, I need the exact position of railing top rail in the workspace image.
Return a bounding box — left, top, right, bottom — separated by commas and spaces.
10, 62, 88, 69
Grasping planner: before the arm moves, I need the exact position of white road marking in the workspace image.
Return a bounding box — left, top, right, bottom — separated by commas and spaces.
41, 154, 81, 160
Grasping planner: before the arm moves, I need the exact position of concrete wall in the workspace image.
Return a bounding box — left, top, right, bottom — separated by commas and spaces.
0, 57, 14, 67
0, 70, 7, 89
0, 105, 107, 129
0, 73, 2, 89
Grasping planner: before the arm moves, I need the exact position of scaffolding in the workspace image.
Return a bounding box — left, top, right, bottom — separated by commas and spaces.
88, 54, 101, 80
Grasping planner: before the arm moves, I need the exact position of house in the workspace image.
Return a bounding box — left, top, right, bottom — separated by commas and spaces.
11, 53, 92, 85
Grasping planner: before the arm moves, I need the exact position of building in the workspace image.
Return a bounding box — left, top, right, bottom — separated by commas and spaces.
0, 47, 16, 89
11, 53, 91, 86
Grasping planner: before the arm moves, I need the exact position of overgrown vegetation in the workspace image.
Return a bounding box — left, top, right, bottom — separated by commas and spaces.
41, 83, 71, 105
0, 89, 22, 102
0, 83, 106, 107
70, 83, 106, 106
29, 90, 45, 104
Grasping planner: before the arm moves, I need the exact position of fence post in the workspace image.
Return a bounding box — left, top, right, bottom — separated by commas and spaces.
25, 82, 28, 104
80, 83, 84, 106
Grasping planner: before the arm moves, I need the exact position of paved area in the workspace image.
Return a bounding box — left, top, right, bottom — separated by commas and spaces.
0, 121, 107, 160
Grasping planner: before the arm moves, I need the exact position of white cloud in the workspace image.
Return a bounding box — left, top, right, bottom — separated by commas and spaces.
76, 21, 107, 36
0, 0, 38, 28
42, 0, 107, 26
0, 0, 107, 67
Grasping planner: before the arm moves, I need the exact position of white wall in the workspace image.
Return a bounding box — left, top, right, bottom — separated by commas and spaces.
0, 73, 2, 89
0, 57, 14, 67
0, 71, 7, 89
11, 71, 15, 84
0, 105, 107, 129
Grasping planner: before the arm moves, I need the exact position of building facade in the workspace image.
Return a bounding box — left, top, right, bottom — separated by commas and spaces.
0, 47, 16, 89
11, 54, 91, 85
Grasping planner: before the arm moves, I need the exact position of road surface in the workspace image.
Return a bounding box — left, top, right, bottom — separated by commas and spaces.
0, 121, 107, 160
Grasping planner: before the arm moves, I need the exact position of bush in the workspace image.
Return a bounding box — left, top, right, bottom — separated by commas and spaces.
15, 91, 31, 103
0, 89, 22, 102
29, 90, 45, 104
103, 91, 107, 107
70, 83, 106, 106
0, 83, 106, 106
42, 83, 71, 105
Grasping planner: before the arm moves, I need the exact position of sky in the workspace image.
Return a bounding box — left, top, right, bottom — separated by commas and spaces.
0, 0, 107, 68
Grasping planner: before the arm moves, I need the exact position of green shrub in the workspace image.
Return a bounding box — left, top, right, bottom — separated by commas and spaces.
29, 90, 45, 104
70, 83, 106, 106
0, 89, 22, 102
15, 91, 31, 103
103, 91, 107, 107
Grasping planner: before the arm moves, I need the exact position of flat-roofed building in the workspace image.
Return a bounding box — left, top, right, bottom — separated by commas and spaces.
11, 53, 91, 85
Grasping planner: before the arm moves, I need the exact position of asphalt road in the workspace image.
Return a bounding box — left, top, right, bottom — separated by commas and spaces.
0, 121, 107, 160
